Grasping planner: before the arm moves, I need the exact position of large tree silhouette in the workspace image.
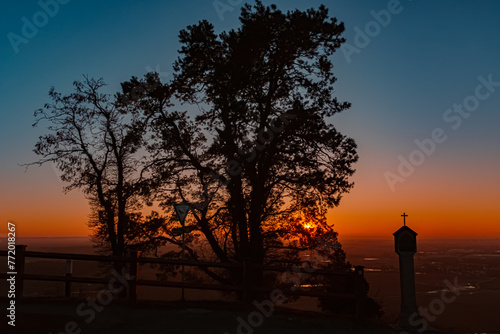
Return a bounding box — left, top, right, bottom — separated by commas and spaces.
120, 1, 358, 283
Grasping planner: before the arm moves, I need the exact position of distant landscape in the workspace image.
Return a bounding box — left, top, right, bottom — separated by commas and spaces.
2, 236, 499, 333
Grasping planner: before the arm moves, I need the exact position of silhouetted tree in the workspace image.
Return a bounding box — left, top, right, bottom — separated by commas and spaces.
119, 1, 358, 288
30, 77, 162, 259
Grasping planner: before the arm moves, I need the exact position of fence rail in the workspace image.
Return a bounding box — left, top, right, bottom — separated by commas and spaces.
0, 245, 366, 318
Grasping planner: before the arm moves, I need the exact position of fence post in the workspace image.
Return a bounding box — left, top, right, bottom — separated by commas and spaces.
354, 265, 365, 319
128, 250, 139, 303
15, 245, 27, 299
65, 259, 73, 298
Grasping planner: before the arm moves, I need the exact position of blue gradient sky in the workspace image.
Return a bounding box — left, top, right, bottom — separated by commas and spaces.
1, 0, 499, 237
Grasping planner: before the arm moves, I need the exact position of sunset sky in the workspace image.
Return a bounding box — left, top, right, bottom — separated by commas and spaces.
1, 0, 499, 238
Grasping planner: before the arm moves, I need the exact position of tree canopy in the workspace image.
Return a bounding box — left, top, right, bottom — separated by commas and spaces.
118, 1, 358, 274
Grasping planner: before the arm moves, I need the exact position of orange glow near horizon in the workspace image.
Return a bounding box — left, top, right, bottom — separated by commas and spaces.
3, 198, 499, 239
2, 188, 500, 238
327, 170, 500, 238
1, 159, 499, 239
2, 207, 499, 238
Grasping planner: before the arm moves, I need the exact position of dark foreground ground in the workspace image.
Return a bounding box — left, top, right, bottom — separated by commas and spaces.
3, 237, 498, 333
1, 298, 398, 334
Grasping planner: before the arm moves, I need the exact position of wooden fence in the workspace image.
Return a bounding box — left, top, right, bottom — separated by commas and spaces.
0, 245, 366, 318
